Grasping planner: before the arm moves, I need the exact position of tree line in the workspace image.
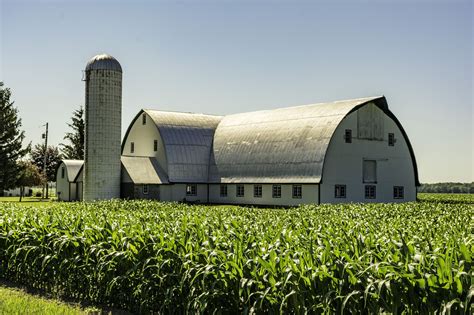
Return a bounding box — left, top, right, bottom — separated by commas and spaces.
0, 82, 84, 200
418, 182, 473, 194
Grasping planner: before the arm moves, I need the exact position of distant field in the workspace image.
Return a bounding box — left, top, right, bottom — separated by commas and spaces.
0, 194, 472, 313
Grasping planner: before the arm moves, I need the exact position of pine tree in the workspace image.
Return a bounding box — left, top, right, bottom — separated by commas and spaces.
60, 106, 84, 160
0, 82, 30, 196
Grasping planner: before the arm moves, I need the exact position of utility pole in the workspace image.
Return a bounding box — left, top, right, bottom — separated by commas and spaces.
42, 123, 48, 199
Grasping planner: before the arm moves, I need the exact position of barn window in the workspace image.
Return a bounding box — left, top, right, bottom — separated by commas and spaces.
130, 142, 135, 153
143, 184, 149, 195
154, 140, 158, 151
365, 185, 376, 199
272, 185, 281, 198
220, 184, 228, 197
344, 129, 352, 143
254, 185, 262, 198
142, 113, 147, 125
236, 185, 245, 197
61, 167, 65, 179
388, 133, 395, 146
186, 184, 197, 196
393, 186, 404, 199
292, 185, 302, 199
335, 185, 346, 198
363, 160, 377, 183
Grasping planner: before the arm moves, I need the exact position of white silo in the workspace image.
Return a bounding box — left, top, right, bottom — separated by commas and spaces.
83, 54, 122, 200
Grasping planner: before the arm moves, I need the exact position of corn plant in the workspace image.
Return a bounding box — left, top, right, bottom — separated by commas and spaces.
0, 198, 472, 313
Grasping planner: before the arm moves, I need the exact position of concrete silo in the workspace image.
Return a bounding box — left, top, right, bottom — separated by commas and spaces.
83, 54, 122, 200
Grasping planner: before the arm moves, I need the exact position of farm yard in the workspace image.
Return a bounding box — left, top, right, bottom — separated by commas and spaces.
0, 194, 472, 313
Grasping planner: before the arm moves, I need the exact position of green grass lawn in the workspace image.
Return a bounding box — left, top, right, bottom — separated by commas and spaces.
0, 285, 88, 314
0, 196, 54, 206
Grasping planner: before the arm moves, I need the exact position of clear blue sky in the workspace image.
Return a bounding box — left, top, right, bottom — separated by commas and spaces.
1, 0, 472, 183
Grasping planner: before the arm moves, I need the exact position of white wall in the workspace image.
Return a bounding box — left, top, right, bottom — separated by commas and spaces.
160, 184, 208, 202
321, 104, 416, 203
56, 163, 70, 201
122, 112, 168, 173
209, 184, 319, 206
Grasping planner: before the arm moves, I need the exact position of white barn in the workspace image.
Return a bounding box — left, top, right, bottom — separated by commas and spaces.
58, 95, 419, 204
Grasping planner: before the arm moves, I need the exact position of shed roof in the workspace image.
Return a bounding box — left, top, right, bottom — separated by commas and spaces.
121, 156, 168, 184
209, 96, 419, 184
61, 160, 84, 182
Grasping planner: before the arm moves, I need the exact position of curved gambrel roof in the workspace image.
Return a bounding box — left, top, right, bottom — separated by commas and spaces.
122, 110, 222, 182
209, 96, 419, 185
60, 160, 84, 182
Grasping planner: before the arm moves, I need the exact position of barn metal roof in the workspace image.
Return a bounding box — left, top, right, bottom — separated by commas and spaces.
61, 160, 84, 182
209, 96, 390, 183
85, 54, 122, 72
142, 110, 222, 182
121, 156, 168, 184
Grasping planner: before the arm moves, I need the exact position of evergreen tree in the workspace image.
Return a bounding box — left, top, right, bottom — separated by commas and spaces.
30, 143, 62, 182
60, 106, 84, 160
0, 82, 30, 196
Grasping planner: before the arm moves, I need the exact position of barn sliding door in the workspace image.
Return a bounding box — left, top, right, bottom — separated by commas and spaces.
363, 160, 377, 183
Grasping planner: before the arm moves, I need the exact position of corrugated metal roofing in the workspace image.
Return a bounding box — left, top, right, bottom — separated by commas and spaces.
121, 156, 169, 184
209, 96, 386, 183
144, 110, 222, 182
85, 54, 122, 72
62, 160, 84, 182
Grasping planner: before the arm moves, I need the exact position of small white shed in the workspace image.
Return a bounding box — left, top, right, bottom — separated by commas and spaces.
56, 160, 83, 201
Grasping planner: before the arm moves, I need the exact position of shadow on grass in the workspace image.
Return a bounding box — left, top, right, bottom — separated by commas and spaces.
0, 278, 132, 315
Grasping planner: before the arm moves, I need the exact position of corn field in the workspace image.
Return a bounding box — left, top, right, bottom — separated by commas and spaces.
0, 197, 472, 313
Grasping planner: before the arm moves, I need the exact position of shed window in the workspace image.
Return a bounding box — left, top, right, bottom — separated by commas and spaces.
186, 184, 197, 196
344, 129, 352, 143
130, 142, 135, 153
363, 160, 377, 183
394, 186, 404, 199
365, 185, 376, 199
154, 140, 158, 151
220, 184, 228, 197
142, 113, 147, 125
143, 184, 149, 195
292, 185, 302, 199
61, 167, 65, 179
388, 133, 395, 146
335, 185, 346, 198
236, 185, 245, 197
254, 185, 262, 198
272, 185, 281, 198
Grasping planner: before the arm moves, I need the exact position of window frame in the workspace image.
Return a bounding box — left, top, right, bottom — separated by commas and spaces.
254, 184, 262, 198
154, 139, 158, 152
272, 184, 282, 198
335, 185, 346, 198
388, 133, 395, 146
365, 185, 376, 199
143, 184, 149, 195
344, 129, 352, 143
236, 184, 245, 197
142, 113, 147, 125
61, 167, 65, 179
292, 184, 302, 199
130, 142, 135, 153
220, 184, 228, 197
393, 186, 404, 199
186, 184, 197, 196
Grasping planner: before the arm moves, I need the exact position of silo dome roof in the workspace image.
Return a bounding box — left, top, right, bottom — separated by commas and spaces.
85, 54, 122, 72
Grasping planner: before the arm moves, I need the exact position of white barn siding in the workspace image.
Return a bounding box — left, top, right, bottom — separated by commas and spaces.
122, 112, 168, 173
56, 164, 70, 201
320, 105, 416, 203
160, 184, 208, 203
209, 184, 319, 206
